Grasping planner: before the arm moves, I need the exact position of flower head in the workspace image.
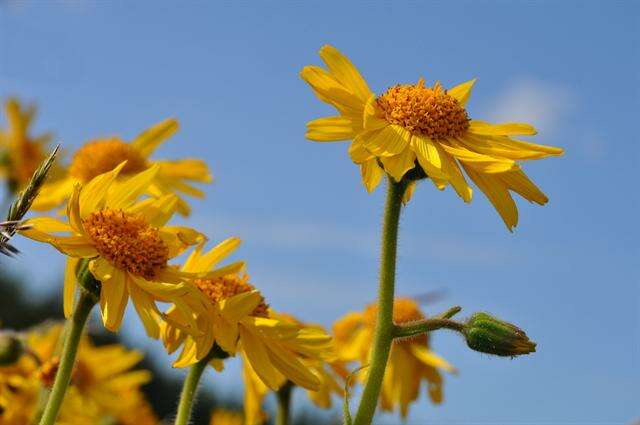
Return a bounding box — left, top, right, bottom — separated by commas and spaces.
301, 45, 564, 230
333, 298, 455, 418
33, 118, 211, 216
0, 98, 53, 192
159, 247, 333, 391
20, 164, 243, 337
0, 324, 159, 424
241, 312, 348, 425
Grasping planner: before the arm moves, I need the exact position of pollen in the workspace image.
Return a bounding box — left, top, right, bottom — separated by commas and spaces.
82, 209, 169, 280
194, 274, 269, 318
364, 298, 428, 345
69, 138, 148, 182
376, 78, 470, 139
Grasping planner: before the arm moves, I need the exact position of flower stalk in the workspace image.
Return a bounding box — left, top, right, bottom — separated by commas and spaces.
37, 287, 96, 425
275, 381, 294, 425
174, 344, 228, 425
352, 176, 407, 425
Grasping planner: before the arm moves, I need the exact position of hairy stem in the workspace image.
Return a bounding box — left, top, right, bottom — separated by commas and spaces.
38, 289, 96, 425
352, 176, 406, 425
275, 381, 294, 425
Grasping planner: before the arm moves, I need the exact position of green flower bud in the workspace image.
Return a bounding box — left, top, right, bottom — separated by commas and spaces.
463, 312, 536, 357
0, 331, 24, 365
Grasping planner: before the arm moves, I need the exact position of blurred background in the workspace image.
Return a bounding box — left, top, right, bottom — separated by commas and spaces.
1, 1, 638, 424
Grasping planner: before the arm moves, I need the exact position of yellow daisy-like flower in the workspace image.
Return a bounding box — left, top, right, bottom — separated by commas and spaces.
209, 409, 244, 425
0, 324, 159, 425
33, 118, 211, 216
301, 45, 564, 230
241, 312, 348, 425
0, 98, 52, 192
160, 247, 333, 390
333, 298, 456, 418
20, 163, 243, 337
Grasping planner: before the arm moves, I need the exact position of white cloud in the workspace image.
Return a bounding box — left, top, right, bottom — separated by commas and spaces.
487, 78, 573, 136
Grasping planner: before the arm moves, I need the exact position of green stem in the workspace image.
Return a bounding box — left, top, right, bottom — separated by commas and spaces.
275, 381, 294, 425
174, 357, 208, 425
393, 318, 465, 339
174, 345, 228, 425
38, 290, 96, 425
353, 176, 406, 425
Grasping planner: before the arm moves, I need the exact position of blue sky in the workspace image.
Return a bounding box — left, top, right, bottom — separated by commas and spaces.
1, 1, 638, 423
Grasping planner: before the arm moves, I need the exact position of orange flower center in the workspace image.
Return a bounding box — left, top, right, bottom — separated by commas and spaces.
11, 140, 44, 187
83, 209, 168, 280
69, 139, 148, 183
376, 78, 469, 139
364, 298, 427, 345
194, 274, 269, 318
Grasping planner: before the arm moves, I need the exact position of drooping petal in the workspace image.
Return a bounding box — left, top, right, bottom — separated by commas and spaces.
239, 325, 286, 390
360, 159, 384, 193
130, 118, 179, 158
463, 164, 518, 231
411, 135, 448, 179
127, 279, 162, 338
362, 125, 411, 157
90, 259, 129, 332
379, 148, 416, 182
63, 257, 80, 318
468, 120, 537, 136
410, 345, 457, 373
219, 291, 264, 323
498, 169, 549, 205
265, 342, 321, 391
441, 139, 518, 174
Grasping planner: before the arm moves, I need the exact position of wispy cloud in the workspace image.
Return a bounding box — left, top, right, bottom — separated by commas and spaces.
486, 78, 573, 136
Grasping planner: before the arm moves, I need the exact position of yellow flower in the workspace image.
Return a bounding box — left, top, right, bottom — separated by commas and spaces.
0, 324, 159, 425
20, 164, 243, 337
160, 246, 332, 390
333, 298, 456, 418
301, 45, 564, 230
33, 118, 211, 216
0, 98, 53, 192
209, 409, 244, 425
241, 312, 348, 425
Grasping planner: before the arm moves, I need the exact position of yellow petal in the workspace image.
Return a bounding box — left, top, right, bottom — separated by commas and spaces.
402, 181, 417, 205
159, 226, 206, 258
182, 237, 241, 273
318, 45, 372, 102
447, 78, 476, 106
32, 177, 75, 211
63, 257, 80, 318
498, 169, 549, 205
300, 66, 364, 112
127, 194, 179, 228
468, 120, 537, 136
220, 291, 263, 323
349, 136, 374, 163
239, 326, 285, 390
380, 148, 416, 182
441, 140, 518, 174
23, 216, 71, 233
127, 279, 162, 338
91, 259, 129, 332
156, 158, 212, 183
362, 125, 411, 157
439, 149, 473, 203
79, 162, 126, 218
306, 116, 359, 141
360, 159, 383, 193
410, 345, 457, 373
130, 118, 179, 158
107, 164, 160, 210
463, 164, 518, 231
265, 342, 320, 391
411, 135, 448, 179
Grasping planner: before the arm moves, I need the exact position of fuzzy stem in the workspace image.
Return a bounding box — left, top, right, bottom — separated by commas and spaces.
174, 345, 227, 425
38, 289, 95, 425
352, 176, 406, 425
275, 381, 294, 425
393, 318, 465, 339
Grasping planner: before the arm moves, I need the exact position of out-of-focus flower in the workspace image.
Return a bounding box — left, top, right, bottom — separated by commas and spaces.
333, 298, 455, 418
0, 324, 159, 425
19, 164, 243, 336
301, 45, 564, 230
241, 311, 347, 425
0, 98, 52, 193
34, 118, 211, 216
209, 409, 244, 425
159, 246, 333, 392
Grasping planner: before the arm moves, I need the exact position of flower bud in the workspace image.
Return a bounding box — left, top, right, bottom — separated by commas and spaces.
0, 331, 24, 365
463, 312, 536, 357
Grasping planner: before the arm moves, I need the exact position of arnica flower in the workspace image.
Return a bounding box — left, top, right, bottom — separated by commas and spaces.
301, 45, 564, 230
209, 409, 244, 425
159, 246, 333, 391
241, 312, 348, 425
19, 163, 243, 337
33, 118, 211, 216
0, 98, 53, 192
333, 298, 456, 418
0, 324, 158, 425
